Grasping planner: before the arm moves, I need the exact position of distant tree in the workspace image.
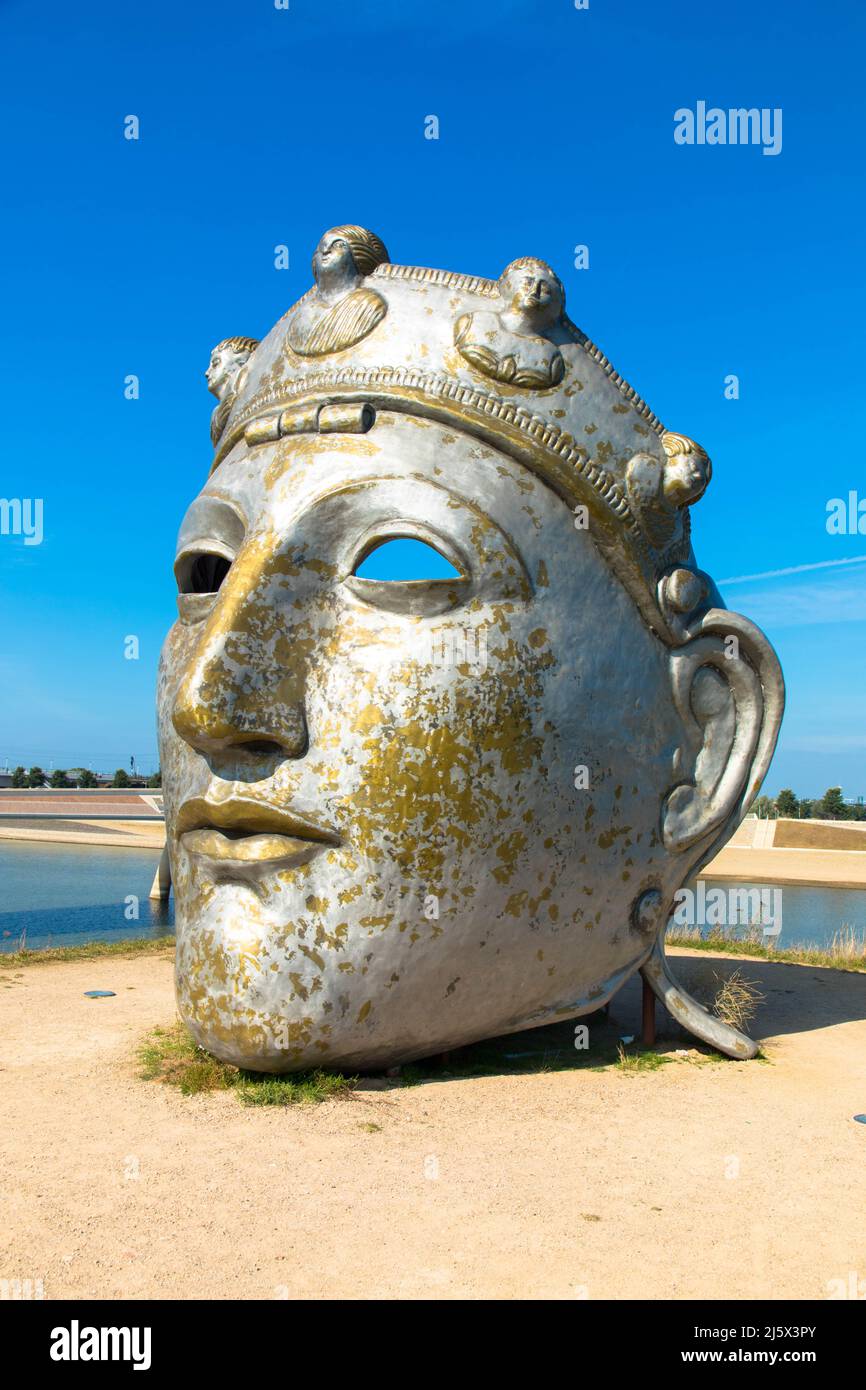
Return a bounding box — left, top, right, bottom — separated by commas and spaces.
818, 786, 846, 820
775, 788, 799, 818
49, 768, 69, 788
79, 769, 98, 788
112, 768, 130, 788
11, 766, 26, 787
752, 794, 774, 819
26, 766, 46, 788
146, 770, 162, 788
798, 799, 813, 820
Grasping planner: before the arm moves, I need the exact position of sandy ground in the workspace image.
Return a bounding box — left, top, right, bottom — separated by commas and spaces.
703, 846, 866, 889
704, 816, 866, 887
0, 822, 164, 849
1, 948, 865, 1301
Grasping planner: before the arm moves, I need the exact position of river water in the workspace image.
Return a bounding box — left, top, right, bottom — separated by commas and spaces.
684, 878, 866, 951
0, 842, 174, 952
0, 843, 863, 954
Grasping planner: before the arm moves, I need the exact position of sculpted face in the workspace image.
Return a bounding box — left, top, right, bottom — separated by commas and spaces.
664, 450, 710, 508
312, 232, 356, 294
501, 261, 563, 332
159, 414, 692, 1069
206, 345, 247, 401
162, 227, 783, 1068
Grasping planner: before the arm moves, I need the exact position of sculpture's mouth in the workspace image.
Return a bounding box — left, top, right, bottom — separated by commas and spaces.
177, 797, 340, 868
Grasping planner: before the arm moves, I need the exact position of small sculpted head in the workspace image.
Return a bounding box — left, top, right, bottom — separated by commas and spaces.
311, 224, 389, 297
662, 431, 712, 508
499, 256, 564, 333
205, 337, 259, 401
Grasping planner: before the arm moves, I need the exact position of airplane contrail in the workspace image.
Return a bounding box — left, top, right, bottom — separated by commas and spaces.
718, 555, 866, 585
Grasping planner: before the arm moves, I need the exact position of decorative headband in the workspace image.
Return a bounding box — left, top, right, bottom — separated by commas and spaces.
204, 225, 716, 644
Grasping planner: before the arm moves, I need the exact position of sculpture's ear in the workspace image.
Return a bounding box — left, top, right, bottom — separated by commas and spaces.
662, 609, 785, 853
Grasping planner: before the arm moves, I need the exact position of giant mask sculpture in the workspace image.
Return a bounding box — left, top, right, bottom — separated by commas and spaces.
158, 225, 784, 1070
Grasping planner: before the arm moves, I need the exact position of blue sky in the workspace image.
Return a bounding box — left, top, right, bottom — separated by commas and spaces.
1, 0, 864, 794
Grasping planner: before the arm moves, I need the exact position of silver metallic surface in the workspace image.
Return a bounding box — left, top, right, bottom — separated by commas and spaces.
157, 227, 784, 1070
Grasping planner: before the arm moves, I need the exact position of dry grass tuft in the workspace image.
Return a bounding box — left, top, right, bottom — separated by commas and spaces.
711, 968, 765, 1031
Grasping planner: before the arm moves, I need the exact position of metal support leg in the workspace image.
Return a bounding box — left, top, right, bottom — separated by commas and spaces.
640, 937, 758, 1060
641, 974, 656, 1048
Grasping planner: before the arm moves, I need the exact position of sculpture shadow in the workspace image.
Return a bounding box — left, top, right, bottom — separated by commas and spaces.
669, 950, 866, 1042
390, 952, 866, 1084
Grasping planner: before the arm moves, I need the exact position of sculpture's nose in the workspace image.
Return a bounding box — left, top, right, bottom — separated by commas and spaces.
172, 548, 309, 762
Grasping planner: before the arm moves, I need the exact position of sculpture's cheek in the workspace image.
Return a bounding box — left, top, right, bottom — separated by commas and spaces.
168, 607, 661, 1072
337, 660, 547, 875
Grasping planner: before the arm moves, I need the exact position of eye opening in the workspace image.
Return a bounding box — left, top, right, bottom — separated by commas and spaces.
345, 534, 470, 617
351, 534, 464, 582
175, 548, 233, 595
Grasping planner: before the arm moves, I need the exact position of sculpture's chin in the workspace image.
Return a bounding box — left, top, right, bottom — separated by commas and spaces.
172, 888, 661, 1074
175, 948, 659, 1074
176, 990, 337, 1074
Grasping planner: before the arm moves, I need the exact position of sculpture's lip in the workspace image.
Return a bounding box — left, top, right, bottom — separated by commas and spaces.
180, 827, 331, 868
176, 796, 341, 846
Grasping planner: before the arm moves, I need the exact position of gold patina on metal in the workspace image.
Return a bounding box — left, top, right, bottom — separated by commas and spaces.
158, 225, 785, 1072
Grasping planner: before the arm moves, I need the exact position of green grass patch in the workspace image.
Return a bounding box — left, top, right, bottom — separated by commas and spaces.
138, 1022, 357, 1105
237, 1070, 354, 1107
614, 1044, 673, 1073
0, 936, 176, 968
138, 1024, 231, 1096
